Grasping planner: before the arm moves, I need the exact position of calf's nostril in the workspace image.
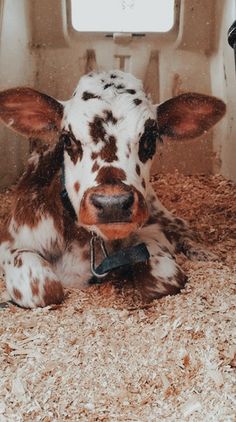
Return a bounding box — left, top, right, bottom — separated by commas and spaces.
90, 195, 105, 210
121, 192, 134, 210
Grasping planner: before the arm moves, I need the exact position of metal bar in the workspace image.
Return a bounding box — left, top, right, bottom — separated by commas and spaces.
90, 233, 109, 279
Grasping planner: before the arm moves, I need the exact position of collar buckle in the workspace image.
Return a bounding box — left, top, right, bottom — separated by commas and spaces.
90, 232, 109, 279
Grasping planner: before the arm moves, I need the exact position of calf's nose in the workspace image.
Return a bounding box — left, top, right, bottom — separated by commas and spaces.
90, 191, 134, 222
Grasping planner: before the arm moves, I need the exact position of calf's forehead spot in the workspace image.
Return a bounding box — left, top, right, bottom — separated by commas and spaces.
62, 71, 157, 147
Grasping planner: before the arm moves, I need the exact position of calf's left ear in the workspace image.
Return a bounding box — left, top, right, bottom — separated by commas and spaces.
0, 87, 64, 142
156, 93, 226, 140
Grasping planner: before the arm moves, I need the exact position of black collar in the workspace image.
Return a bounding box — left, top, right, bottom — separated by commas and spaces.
60, 187, 77, 220
89, 241, 150, 285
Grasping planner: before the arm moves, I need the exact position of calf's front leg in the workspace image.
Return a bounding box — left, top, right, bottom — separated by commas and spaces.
132, 226, 187, 301
0, 241, 64, 308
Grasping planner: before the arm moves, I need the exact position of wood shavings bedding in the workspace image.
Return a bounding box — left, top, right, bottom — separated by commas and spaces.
0, 173, 235, 422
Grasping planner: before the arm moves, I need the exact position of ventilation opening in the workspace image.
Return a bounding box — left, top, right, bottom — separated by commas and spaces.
71, 0, 175, 33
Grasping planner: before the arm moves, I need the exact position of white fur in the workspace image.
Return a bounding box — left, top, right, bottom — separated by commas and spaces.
53, 243, 91, 288
9, 217, 64, 258
63, 70, 156, 213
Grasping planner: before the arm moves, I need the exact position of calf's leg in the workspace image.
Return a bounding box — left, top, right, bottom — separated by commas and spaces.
132, 229, 187, 301
0, 242, 64, 308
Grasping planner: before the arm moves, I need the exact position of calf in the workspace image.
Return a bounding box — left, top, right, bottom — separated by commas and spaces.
0, 70, 225, 308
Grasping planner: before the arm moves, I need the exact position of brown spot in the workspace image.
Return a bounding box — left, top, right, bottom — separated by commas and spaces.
176, 268, 188, 287
162, 282, 183, 296
116, 84, 125, 89
130, 184, 148, 222
138, 119, 158, 163
136, 164, 141, 176
100, 135, 118, 163
12, 174, 64, 234
162, 269, 188, 295
63, 130, 83, 165
104, 110, 118, 125
82, 249, 90, 261
11, 140, 65, 234
142, 179, 146, 189
145, 216, 158, 226
12, 248, 30, 254
43, 278, 64, 306
134, 98, 142, 106
134, 261, 165, 301
91, 151, 99, 160
63, 211, 90, 245
0, 228, 13, 244
77, 228, 91, 247
104, 83, 113, 89
96, 167, 126, 185
13, 288, 22, 301
14, 255, 23, 268
31, 278, 40, 296
134, 252, 187, 301
74, 181, 80, 193
29, 138, 49, 154
126, 89, 136, 95
89, 116, 106, 144
82, 91, 101, 101
92, 161, 100, 173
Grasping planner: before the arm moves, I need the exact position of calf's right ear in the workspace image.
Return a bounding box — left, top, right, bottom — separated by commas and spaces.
0, 87, 63, 142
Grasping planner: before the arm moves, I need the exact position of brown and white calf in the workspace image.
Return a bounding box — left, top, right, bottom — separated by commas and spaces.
0, 70, 225, 308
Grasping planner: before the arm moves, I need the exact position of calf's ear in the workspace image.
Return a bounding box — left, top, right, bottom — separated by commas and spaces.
0, 87, 63, 142
156, 93, 226, 140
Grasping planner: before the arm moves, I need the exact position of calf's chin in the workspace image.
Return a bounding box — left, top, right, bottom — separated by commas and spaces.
80, 216, 148, 241
87, 222, 141, 241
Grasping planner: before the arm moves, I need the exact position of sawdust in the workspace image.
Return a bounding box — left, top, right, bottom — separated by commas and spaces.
0, 173, 235, 422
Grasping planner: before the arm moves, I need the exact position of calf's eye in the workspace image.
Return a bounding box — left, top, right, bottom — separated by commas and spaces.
138, 119, 158, 163
60, 131, 83, 164
61, 133, 73, 148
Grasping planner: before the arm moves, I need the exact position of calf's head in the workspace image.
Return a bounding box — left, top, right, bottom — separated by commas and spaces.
0, 70, 225, 240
